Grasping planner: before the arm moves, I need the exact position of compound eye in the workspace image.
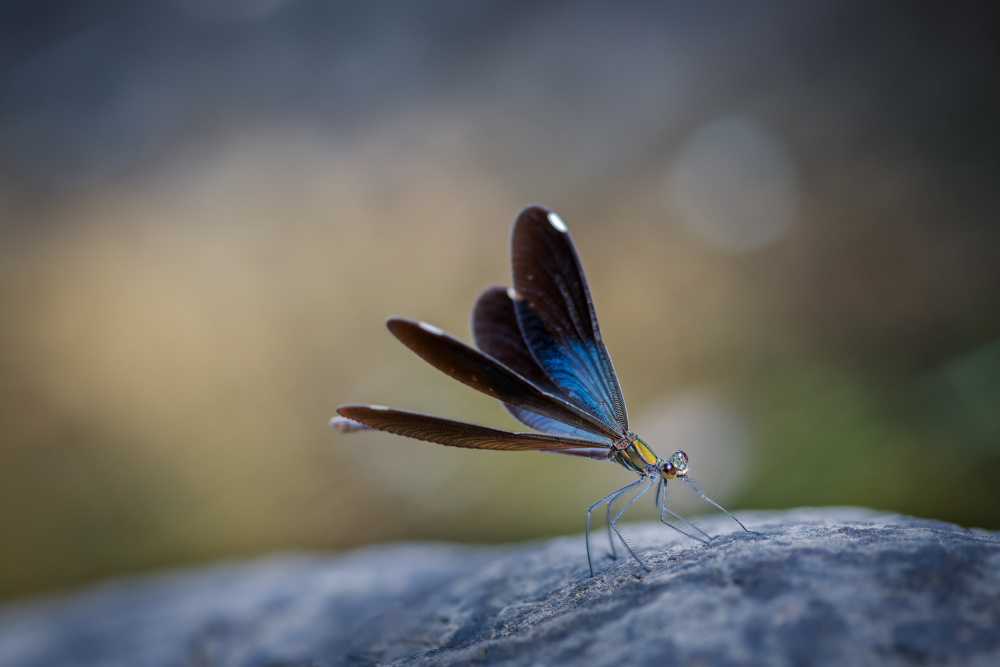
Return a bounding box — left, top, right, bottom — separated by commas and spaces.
672, 450, 689, 465
660, 460, 676, 478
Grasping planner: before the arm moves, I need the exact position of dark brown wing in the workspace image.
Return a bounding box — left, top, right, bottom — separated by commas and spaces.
511, 205, 629, 434
472, 285, 607, 441
336, 405, 612, 459
386, 317, 621, 441
472, 285, 562, 395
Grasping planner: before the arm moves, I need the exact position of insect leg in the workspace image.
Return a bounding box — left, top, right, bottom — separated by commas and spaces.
657, 479, 712, 543
586, 477, 646, 577
605, 492, 618, 560
608, 477, 658, 572
681, 477, 758, 535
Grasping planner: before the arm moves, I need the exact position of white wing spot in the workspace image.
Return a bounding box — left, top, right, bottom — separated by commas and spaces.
369, 405, 390, 411
548, 212, 568, 232
506, 287, 518, 300
418, 321, 445, 335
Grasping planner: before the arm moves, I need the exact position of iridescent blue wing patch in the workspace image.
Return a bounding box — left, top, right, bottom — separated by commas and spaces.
472, 285, 610, 443
510, 205, 629, 436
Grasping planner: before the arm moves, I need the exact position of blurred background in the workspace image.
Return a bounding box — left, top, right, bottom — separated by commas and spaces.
1, 0, 998, 603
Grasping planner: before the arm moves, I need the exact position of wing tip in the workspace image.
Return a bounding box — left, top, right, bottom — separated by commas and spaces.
387, 316, 450, 338
329, 415, 373, 433
517, 203, 552, 218
513, 205, 572, 244
336, 403, 390, 418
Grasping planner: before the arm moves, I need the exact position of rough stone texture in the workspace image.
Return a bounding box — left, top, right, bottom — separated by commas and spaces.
1, 507, 998, 667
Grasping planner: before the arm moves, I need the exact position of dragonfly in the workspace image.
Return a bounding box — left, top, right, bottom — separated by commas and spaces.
331, 205, 753, 576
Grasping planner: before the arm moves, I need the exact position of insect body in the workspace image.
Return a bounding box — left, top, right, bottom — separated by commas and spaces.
332, 205, 752, 575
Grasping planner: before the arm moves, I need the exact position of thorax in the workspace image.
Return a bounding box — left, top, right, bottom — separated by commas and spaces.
612, 434, 661, 474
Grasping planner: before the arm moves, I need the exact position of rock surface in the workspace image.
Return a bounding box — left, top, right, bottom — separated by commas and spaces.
1, 507, 998, 667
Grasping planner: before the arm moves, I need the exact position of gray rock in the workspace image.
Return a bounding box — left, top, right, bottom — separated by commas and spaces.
1, 507, 998, 667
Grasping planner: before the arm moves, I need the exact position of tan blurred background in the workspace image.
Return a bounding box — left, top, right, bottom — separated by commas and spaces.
1, 1, 998, 603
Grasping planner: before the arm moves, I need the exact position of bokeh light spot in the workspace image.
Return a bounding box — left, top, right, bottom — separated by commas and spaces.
666, 117, 799, 253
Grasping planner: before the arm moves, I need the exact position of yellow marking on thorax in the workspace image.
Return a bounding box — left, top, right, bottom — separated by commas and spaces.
614, 436, 661, 472
631, 437, 660, 467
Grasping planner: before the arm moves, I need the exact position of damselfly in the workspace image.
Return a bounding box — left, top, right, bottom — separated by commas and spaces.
331, 205, 752, 575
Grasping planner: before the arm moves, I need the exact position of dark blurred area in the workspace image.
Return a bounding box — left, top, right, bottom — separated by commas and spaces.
1, 0, 998, 603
